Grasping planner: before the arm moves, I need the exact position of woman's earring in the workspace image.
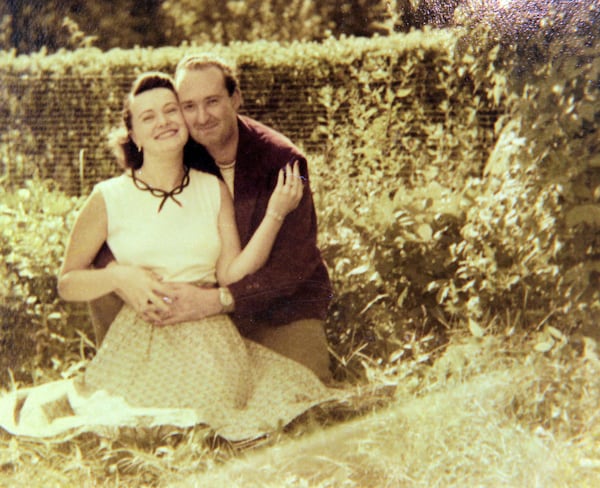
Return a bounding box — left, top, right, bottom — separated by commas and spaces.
137, 145, 142, 153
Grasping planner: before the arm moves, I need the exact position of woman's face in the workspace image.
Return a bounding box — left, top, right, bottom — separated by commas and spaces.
129, 87, 189, 156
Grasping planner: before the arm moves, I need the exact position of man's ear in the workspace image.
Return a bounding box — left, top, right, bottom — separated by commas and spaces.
231, 89, 243, 111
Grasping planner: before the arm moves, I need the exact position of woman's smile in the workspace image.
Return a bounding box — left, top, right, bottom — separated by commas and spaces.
155, 127, 180, 140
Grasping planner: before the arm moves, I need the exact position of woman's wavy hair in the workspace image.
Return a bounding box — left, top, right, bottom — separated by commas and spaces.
108, 71, 177, 170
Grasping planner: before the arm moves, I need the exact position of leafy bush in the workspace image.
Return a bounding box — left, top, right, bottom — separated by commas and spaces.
0, 178, 91, 386
312, 3, 599, 376
312, 43, 496, 373
455, 0, 600, 331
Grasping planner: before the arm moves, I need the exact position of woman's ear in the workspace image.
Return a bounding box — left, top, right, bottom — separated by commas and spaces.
129, 131, 141, 152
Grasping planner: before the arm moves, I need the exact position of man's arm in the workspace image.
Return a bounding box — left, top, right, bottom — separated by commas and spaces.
156, 159, 323, 326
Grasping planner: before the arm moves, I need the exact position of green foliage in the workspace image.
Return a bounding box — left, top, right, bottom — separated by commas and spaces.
0, 0, 181, 54
163, 0, 325, 44
0, 0, 467, 54
0, 178, 92, 386
311, 4, 599, 375
159, 0, 463, 45
1, 11, 597, 382
312, 40, 496, 371
0, 30, 480, 194
2, 331, 598, 486
455, 0, 600, 327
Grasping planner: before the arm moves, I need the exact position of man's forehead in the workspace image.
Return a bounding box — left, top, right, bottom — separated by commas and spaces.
177, 67, 227, 95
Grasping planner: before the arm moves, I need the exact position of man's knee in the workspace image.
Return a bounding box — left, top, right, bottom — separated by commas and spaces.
88, 293, 123, 347
245, 319, 332, 383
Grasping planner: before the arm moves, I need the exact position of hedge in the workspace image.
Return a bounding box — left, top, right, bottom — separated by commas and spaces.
0, 30, 501, 194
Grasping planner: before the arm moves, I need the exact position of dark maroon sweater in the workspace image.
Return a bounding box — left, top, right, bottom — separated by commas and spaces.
185, 115, 332, 331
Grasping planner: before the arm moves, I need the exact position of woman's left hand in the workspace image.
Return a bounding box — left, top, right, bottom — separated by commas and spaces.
266, 160, 303, 220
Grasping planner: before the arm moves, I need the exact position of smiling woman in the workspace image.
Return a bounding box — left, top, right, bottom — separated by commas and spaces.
0, 71, 343, 441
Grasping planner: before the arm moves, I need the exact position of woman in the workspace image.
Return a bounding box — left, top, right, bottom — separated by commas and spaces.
0, 72, 337, 441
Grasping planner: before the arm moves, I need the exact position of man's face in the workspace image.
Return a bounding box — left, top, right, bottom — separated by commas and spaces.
176, 66, 241, 154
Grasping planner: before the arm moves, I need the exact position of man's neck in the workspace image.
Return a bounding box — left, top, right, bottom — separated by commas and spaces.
208, 120, 239, 167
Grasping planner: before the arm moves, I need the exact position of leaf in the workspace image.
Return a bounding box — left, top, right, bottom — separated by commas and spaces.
534, 337, 555, 353
416, 223, 433, 241
436, 285, 449, 304
468, 318, 485, 337
396, 287, 409, 308
359, 294, 388, 315
347, 264, 369, 276
396, 88, 412, 98
389, 348, 404, 363
547, 326, 565, 341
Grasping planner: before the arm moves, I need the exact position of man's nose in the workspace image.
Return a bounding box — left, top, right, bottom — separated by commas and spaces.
195, 105, 209, 125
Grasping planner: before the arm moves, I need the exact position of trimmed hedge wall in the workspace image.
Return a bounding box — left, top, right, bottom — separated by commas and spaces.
0, 30, 501, 194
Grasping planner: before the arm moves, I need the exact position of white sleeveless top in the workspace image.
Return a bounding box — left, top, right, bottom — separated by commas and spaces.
94, 169, 221, 283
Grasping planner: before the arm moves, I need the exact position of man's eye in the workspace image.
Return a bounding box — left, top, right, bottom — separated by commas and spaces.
182, 104, 194, 111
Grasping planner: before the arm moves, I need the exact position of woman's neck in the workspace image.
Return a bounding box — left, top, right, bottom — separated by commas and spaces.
137, 152, 185, 190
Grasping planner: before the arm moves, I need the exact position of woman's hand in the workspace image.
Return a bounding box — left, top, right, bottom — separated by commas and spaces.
266, 160, 303, 221
111, 264, 172, 321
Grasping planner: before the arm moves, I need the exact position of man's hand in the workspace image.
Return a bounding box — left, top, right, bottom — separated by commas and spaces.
153, 283, 222, 326
111, 265, 172, 323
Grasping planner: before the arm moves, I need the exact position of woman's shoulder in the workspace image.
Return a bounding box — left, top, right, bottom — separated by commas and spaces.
188, 168, 220, 187
187, 169, 221, 209
92, 173, 131, 202
94, 173, 129, 190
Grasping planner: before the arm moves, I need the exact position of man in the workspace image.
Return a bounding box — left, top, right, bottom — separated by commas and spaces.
90, 54, 333, 381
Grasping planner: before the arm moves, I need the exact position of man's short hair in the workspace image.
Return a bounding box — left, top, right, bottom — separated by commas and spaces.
175, 53, 239, 96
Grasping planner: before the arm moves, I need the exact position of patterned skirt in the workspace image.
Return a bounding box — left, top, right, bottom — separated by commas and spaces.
0, 306, 338, 440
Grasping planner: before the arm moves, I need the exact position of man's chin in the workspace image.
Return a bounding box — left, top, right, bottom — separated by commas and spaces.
193, 134, 219, 148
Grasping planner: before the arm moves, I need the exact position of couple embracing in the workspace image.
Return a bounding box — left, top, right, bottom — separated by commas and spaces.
0, 54, 339, 440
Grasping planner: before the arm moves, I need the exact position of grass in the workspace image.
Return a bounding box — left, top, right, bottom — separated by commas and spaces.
1, 331, 599, 487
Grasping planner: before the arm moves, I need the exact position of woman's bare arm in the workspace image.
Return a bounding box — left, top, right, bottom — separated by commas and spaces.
216, 162, 302, 285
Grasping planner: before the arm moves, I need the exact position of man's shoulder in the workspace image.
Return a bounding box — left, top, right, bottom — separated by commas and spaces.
238, 115, 304, 163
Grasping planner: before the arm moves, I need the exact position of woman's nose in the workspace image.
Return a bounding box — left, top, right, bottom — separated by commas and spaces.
157, 112, 168, 125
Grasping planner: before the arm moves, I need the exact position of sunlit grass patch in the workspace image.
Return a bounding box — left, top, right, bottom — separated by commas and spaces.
170, 333, 600, 488
1, 333, 598, 487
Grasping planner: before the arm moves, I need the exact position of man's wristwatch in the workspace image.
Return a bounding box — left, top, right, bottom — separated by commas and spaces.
218, 287, 234, 313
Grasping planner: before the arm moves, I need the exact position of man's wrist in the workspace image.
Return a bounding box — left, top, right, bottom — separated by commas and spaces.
218, 286, 235, 313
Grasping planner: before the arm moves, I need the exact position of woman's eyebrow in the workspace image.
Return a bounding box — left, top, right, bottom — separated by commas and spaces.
138, 109, 154, 117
